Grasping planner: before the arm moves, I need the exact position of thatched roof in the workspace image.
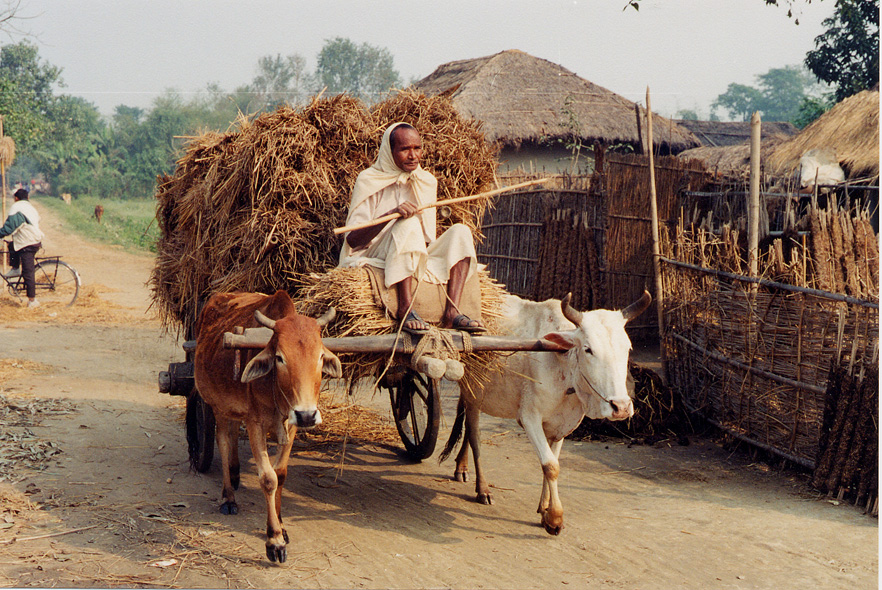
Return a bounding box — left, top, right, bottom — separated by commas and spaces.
677, 135, 790, 180
767, 90, 880, 180
412, 50, 700, 154
675, 119, 798, 147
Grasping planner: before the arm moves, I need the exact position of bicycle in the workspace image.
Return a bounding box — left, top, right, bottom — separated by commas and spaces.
2, 255, 82, 307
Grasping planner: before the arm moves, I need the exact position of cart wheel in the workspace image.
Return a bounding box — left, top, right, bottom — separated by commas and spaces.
384, 368, 441, 461
186, 390, 215, 473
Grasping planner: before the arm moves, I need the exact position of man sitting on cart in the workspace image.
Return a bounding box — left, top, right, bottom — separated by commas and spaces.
338, 122, 485, 335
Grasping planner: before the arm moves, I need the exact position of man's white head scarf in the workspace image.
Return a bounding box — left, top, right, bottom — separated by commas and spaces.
343, 122, 438, 240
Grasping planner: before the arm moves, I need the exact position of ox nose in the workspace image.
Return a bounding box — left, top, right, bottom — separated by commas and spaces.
609, 399, 634, 421
294, 409, 321, 429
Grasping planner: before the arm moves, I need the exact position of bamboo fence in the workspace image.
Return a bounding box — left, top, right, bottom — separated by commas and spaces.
660, 201, 878, 511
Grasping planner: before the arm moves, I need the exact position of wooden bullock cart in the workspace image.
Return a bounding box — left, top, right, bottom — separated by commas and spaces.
159, 321, 567, 468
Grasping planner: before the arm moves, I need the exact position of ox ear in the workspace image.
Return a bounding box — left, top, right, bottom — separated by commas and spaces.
541, 332, 576, 351
321, 347, 343, 379
241, 348, 274, 383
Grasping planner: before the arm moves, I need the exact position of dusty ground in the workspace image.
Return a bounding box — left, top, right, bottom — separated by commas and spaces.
0, 201, 877, 589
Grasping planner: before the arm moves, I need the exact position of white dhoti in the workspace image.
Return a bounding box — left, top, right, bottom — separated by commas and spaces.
341, 217, 477, 288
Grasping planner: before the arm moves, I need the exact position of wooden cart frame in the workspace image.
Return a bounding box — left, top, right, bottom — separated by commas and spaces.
159, 329, 565, 467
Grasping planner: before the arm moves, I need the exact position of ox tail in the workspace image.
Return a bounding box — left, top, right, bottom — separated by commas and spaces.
439, 397, 466, 463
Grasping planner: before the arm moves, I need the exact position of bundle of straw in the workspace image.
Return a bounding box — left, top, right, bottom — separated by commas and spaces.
150, 91, 499, 334
0, 136, 15, 167
296, 266, 508, 398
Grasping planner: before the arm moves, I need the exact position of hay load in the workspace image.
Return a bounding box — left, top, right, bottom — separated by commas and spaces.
151, 91, 500, 334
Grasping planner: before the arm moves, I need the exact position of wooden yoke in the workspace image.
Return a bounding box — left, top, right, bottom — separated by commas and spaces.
222, 329, 570, 354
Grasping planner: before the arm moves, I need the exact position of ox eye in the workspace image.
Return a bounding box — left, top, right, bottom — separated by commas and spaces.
275, 353, 286, 365
584, 346, 593, 355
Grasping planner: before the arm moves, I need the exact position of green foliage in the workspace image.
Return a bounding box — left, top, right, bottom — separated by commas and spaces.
805, 0, 879, 101
712, 65, 824, 123
36, 194, 159, 253
792, 94, 834, 128
0, 41, 62, 152
0, 37, 404, 203
675, 109, 700, 120
236, 54, 314, 114
316, 37, 402, 103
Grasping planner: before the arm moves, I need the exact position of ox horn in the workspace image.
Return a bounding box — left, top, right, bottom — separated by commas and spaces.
560, 293, 583, 326
315, 307, 336, 328
254, 309, 276, 330
622, 290, 652, 322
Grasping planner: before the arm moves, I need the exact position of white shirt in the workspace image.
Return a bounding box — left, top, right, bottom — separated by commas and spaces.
344, 181, 433, 256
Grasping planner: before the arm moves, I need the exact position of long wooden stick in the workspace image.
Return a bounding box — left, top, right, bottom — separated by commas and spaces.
645, 87, 668, 383
333, 177, 550, 235
0, 524, 98, 545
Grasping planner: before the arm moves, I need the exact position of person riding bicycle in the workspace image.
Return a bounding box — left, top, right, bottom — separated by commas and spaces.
1, 188, 44, 307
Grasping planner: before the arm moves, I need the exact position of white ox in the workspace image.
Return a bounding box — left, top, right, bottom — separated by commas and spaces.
441, 290, 651, 535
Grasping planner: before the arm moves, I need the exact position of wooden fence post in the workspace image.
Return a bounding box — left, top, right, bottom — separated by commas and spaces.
748, 111, 761, 280
645, 87, 667, 382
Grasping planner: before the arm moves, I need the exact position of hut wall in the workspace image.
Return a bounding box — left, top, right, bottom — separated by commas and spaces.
497, 144, 595, 175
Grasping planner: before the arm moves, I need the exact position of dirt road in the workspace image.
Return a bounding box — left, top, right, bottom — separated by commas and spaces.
0, 200, 877, 589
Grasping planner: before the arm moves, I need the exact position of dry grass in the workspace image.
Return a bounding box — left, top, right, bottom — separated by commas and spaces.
297, 266, 508, 398
0, 284, 155, 326
150, 91, 499, 337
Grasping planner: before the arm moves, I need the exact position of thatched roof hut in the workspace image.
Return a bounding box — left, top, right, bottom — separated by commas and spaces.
412, 50, 699, 172
767, 90, 880, 181
677, 135, 791, 181
675, 119, 798, 147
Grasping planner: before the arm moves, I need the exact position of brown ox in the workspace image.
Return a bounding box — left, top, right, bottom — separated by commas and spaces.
194, 290, 341, 563
94, 204, 104, 223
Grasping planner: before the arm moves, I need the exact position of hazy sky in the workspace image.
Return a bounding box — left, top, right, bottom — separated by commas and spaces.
10, 0, 835, 120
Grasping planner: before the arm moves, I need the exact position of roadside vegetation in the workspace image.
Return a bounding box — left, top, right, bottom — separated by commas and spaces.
35, 195, 159, 254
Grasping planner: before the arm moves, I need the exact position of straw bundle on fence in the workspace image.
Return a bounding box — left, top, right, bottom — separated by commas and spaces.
0, 136, 15, 167
150, 91, 499, 334
296, 266, 508, 397
811, 362, 878, 514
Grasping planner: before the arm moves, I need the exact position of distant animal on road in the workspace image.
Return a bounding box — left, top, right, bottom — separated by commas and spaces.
193, 290, 341, 563
94, 204, 104, 223
442, 290, 651, 535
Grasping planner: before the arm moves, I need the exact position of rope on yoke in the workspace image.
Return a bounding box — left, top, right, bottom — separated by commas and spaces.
411, 326, 460, 367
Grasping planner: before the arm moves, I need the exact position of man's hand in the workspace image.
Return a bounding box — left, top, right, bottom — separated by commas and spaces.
346, 202, 419, 251
390, 202, 418, 219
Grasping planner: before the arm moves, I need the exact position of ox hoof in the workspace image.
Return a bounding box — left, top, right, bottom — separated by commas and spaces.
282, 528, 289, 544
541, 514, 563, 536
454, 470, 469, 483
219, 501, 238, 515
266, 542, 287, 563
476, 492, 493, 505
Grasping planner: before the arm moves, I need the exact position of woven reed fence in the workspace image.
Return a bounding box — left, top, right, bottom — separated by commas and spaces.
602, 153, 708, 339
479, 154, 708, 333
660, 202, 878, 512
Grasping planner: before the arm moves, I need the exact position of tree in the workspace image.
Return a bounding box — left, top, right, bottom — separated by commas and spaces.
0, 40, 63, 152
315, 38, 401, 103
804, 0, 879, 101
239, 54, 313, 113
712, 65, 824, 124
712, 83, 765, 122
